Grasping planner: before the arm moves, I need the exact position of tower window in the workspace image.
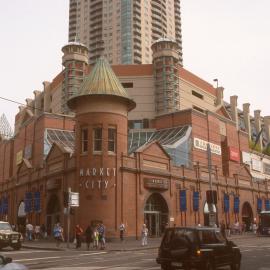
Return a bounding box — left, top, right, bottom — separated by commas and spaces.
93, 127, 102, 152
81, 128, 88, 153
108, 128, 116, 153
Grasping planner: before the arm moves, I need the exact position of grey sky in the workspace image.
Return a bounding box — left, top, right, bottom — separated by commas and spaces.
0, 1, 270, 129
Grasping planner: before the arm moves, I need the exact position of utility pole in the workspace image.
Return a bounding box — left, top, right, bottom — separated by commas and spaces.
207, 143, 216, 227
67, 187, 71, 248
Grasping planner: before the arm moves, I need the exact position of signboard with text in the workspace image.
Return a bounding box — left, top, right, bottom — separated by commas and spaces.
193, 138, 221, 155
229, 147, 240, 162
144, 178, 169, 190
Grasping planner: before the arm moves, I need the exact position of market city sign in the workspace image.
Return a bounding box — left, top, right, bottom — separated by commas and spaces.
79, 167, 116, 190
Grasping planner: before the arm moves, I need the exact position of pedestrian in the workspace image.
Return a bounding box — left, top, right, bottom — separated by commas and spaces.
53, 223, 64, 247
119, 222, 125, 242
93, 227, 99, 249
26, 222, 33, 241
97, 223, 106, 249
141, 224, 148, 246
85, 225, 93, 251
34, 224, 41, 240
40, 224, 47, 239
75, 224, 83, 249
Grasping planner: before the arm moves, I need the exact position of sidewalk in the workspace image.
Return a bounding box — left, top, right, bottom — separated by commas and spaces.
22, 233, 257, 252
22, 237, 162, 252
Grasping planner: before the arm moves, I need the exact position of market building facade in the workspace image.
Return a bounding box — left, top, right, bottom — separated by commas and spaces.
1, 39, 270, 239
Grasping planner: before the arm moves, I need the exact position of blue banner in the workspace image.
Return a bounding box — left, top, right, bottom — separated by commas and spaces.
265, 199, 270, 211
180, 190, 187, 212
0, 199, 2, 215
33, 192, 41, 212
3, 197, 8, 215
257, 198, 262, 212
224, 194, 230, 213
25, 192, 32, 213
233, 197, 240, 213
193, 191, 199, 212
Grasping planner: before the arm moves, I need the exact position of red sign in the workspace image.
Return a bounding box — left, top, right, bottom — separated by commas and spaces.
229, 147, 240, 162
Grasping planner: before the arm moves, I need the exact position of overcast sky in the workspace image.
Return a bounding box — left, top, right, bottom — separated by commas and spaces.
0, 0, 270, 130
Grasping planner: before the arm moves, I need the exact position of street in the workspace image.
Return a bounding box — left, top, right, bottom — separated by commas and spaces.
1, 237, 270, 269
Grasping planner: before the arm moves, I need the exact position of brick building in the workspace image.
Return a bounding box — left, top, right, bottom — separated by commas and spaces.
0, 39, 270, 239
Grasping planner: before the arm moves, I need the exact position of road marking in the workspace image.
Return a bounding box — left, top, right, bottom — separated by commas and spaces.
79, 252, 107, 256
14, 256, 61, 262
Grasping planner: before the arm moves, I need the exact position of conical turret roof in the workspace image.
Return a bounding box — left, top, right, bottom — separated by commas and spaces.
67, 57, 136, 111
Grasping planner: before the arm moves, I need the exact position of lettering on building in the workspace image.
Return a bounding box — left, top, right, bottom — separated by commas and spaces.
79, 167, 116, 190
193, 138, 221, 155
144, 178, 169, 190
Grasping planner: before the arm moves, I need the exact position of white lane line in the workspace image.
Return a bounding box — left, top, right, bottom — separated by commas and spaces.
14, 256, 61, 262
79, 252, 107, 256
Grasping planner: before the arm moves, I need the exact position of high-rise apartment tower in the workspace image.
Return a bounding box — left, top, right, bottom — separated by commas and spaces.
68, 0, 183, 65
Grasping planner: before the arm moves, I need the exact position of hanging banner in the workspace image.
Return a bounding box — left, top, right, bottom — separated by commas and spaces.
33, 192, 41, 212
24, 192, 32, 213
265, 199, 270, 211
3, 197, 8, 215
233, 197, 240, 213
257, 198, 262, 212
224, 194, 230, 213
180, 190, 187, 212
193, 191, 199, 212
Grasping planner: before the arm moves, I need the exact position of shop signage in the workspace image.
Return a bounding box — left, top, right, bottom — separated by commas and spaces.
24, 144, 32, 159
229, 147, 240, 162
46, 179, 61, 190
16, 150, 23, 165
79, 167, 116, 190
193, 138, 221, 155
252, 159, 262, 172
264, 163, 270, 175
144, 178, 169, 190
69, 192, 79, 207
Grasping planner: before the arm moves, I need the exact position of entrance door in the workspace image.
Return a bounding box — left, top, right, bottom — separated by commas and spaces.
242, 202, 253, 231
46, 194, 61, 236
144, 193, 169, 237
144, 211, 160, 237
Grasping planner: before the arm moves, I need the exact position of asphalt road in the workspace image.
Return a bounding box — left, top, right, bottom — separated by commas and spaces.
1, 237, 270, 270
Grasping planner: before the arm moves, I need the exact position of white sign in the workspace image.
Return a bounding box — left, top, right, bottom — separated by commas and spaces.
193, 138, 221, 155
251, 159, 262, 172
70, 192, 79, 207
170, 217, 175, 222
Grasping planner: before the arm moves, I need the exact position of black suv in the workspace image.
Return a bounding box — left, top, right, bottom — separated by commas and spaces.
0, 221, 22, 250
156, 226, 241, 270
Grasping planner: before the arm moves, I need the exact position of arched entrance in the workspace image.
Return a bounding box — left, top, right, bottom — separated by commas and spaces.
242, 202, 253, 231
46, 194, 61, 236
144, 193, 169, 237
203, 202, 217, 226
17, 201, 26, 234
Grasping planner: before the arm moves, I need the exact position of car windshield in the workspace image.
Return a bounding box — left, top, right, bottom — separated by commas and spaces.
0, 223, 12, 230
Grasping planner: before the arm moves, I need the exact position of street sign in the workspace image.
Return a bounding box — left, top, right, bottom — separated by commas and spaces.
209, 212, 216, 227
69, 192, 79, 207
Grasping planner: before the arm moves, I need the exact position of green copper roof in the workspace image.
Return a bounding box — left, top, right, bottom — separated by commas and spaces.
79, 57, 128, 97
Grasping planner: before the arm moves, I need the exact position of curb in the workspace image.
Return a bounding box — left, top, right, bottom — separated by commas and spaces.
22, 245, 159, 252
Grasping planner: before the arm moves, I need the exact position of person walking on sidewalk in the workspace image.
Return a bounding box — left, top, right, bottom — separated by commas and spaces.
85, 225, 93, 251
119, 222, 125, 242
53, 223, 63, 247
26, 222, 33, 241
97, 223, 106, 250
141, 224, 149, 246
93, 227, 99, 249
75, 224, 83, 249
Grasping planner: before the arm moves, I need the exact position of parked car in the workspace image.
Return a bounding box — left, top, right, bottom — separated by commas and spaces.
0, 221, 22, 250
156, 226, 241, 270
0, 255, 27, 269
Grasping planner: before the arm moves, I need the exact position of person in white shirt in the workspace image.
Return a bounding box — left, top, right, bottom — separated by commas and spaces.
26, 223, 33, 241
141, 224, 149, 246
119, 222, 125, 242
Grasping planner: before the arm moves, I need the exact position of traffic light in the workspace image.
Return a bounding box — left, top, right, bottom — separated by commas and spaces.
63, 191, 69, 207
206, 190, 217, 204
